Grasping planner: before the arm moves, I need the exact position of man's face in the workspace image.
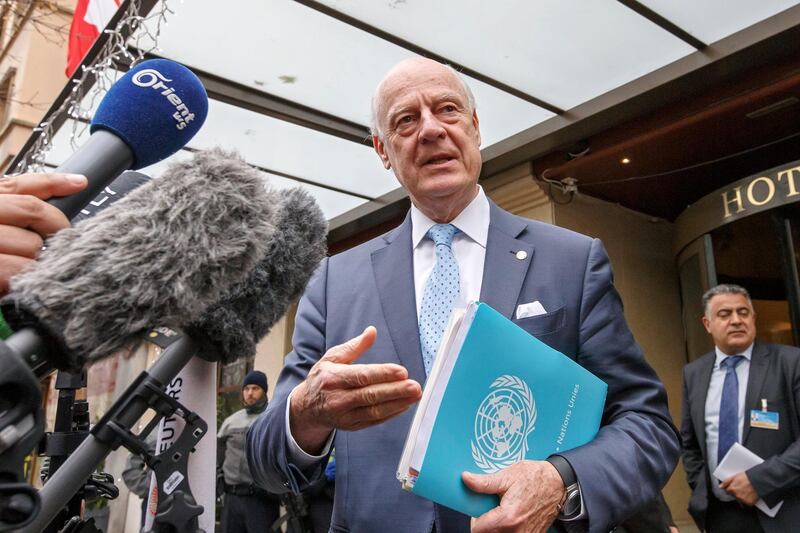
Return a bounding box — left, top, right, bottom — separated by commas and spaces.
373, 59, 482, 222
242, 384, 266, 406
702, 293, 757, 355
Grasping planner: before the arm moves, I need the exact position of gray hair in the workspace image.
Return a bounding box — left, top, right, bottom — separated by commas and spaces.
369, 62, 477, 140
702, 284, 752, 316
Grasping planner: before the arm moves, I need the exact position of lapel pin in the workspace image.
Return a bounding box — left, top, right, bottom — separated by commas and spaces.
515, 250, 528, 261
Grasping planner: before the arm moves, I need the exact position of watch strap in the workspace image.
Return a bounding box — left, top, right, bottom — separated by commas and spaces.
546, 455, 581, 519
546, 454, 577, 487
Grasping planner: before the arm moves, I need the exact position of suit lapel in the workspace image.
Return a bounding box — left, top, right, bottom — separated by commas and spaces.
371, 202, 533, 384
743, 342, 771, 444
479, 202, 533, 319
692, 353, 716, 461
371, 214, 426, 385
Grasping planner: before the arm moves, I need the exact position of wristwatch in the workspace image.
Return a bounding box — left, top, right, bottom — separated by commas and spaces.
545, 455, 581, 520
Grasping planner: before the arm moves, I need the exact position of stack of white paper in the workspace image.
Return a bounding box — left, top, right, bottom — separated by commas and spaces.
713, 442, 783, 517
397, 306, 471, 490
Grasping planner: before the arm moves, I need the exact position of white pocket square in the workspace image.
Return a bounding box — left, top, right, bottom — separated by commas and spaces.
515, 301, 547, 319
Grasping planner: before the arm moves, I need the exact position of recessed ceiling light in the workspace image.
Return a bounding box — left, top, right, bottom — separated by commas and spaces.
621, 157, 631, 165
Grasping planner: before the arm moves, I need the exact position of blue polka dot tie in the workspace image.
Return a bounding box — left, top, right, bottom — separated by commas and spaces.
718, 355, 745, 463
419, 224, 460, 375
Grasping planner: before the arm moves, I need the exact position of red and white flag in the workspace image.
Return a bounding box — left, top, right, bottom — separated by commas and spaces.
66, 0, 120, 77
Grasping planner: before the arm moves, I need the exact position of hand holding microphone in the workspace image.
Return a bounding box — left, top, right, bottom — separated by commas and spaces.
0, 173, 87, 296
0, 56, 207, 297
0, 56, 217, 368
0, 169, 153, 298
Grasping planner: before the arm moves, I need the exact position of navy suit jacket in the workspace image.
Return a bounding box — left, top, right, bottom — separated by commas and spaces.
681, 341, 800, 532
248, 201, 680, 533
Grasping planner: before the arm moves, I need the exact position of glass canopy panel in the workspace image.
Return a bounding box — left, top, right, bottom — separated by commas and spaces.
257, 168, 366, 220
44, 120, 364, 220
190, 99, 396, 199
467, 79, 554, 148
314, 0, 696, 110
639, 0, 800, 45
138, 0, 551, 148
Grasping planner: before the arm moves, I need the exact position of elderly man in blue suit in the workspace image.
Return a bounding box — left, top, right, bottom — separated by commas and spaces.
247, 57, 680, 533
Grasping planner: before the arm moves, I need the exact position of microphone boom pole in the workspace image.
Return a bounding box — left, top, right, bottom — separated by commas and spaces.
22, 335, 201, 533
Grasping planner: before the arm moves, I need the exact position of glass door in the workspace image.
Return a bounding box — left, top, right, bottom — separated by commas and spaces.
710, 210, 798, 347
774, 206, 800, 345
677, 234, 717, 362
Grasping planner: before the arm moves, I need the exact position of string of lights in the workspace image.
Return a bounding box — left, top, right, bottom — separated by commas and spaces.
13, 0, 174, 174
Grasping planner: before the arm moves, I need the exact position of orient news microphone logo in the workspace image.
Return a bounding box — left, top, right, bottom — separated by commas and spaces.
132, 68, 196, 130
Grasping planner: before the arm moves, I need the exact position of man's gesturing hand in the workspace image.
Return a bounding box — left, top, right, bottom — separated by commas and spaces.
290, 326, 422, 454
463, 460, 565, 533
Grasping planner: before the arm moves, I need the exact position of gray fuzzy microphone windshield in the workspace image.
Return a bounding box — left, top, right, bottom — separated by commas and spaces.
186, 186, 327, 363
1, 149, 275, 371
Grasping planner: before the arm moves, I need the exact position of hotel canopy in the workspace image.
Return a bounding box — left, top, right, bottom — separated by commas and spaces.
16, 0, 800, 242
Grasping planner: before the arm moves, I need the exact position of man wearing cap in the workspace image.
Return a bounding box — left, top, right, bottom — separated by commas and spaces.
217, 370, 279, 533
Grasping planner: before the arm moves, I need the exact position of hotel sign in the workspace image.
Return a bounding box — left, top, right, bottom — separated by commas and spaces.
675, 160, 800, 255
720, 165, 799, 218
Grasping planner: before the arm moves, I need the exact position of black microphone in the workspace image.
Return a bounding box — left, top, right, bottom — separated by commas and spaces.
186, 185, 328, 363
0, 148, 276, 374
49, 59, 208, 219
70, 170, 151, 224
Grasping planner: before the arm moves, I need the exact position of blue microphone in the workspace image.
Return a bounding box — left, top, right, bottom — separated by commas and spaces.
49, 59, 208, 219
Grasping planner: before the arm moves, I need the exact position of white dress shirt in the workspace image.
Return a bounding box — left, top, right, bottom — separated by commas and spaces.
286, 187, 489, 467
410, 186, 489, 315
704, 343, 753, 501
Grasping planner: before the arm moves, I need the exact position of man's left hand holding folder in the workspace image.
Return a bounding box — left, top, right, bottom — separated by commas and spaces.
463, 460, 565, 532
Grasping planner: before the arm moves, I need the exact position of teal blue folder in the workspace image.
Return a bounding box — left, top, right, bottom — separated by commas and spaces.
405, 302, 607, 517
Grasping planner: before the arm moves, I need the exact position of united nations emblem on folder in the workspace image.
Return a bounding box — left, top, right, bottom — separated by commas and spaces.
471, 375, 536, 473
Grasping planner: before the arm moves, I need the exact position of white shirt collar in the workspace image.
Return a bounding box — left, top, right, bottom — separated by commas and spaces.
410, 186, 489, 249
714, 343, 754, 367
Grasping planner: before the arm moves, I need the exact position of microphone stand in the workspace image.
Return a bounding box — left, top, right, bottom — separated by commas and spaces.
21, 335, 207, 533
40, 371, 120, 533
274, 492, 312, 533
41, 370, 91, 533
